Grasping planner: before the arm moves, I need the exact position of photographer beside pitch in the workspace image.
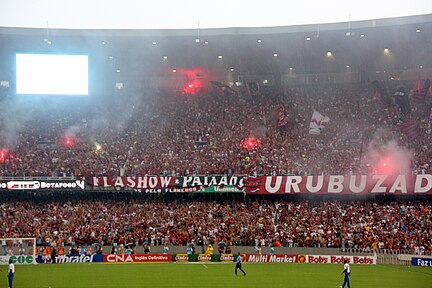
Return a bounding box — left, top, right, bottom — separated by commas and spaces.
340, 259, 351, 288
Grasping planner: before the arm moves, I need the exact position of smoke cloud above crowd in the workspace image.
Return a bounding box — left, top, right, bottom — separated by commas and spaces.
363, 128, 414, 175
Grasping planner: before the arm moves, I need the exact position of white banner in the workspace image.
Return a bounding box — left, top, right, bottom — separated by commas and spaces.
302, 255, 376, 265
309, 110, 330, 135
0, 255, 35, 265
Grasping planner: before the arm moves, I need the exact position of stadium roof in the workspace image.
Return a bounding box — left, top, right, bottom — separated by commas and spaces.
1, 0, 432, 29
0, 14, 431, 93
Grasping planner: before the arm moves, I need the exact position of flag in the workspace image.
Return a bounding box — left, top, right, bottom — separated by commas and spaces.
258, 105, 266, 125
243, 81, 260, 98
277, 104, 289, 127
393, 86, 411, 115
210, 81, 238, 96
244, 176, 262, 193
411, 78, 431, 104
427, 107, 432, 134
243, 80, 252, 98
398, 119, 422, 140
372, 80, 389, 106
309, 110, 330, 135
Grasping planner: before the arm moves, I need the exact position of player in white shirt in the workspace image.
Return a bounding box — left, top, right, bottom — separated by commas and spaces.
8, 258, 15, 288
339, 259, 351, 288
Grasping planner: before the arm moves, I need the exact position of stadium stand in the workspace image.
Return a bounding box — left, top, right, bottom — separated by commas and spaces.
0, 15, 431, 261
0, 198, 430, 254
0, 83, 431, 177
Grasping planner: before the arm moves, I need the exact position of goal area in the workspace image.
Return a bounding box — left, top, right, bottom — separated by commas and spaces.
0, 238, 36, 265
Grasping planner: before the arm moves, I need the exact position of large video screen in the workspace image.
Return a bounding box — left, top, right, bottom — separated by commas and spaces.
16, 53, 89, 96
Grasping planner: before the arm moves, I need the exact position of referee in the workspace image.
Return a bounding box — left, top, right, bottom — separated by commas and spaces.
235, 253, 246, 276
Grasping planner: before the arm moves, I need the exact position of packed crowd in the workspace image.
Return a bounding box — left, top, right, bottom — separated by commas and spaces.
0, 199, 430, 253
0, 81, 431, 177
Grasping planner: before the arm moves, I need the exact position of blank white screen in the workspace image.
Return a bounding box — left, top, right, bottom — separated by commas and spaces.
16, 54, 88, 95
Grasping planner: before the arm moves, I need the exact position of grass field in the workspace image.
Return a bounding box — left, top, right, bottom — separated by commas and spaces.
6, 262, 432, 288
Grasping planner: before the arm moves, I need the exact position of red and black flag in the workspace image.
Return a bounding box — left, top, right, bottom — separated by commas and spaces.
411, 78, 431, 104
210, 81, 238, 96
398, 118, 422, 140
244, 176, 262, 193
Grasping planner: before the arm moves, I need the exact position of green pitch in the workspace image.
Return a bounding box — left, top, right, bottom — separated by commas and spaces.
8, 263, 432, 288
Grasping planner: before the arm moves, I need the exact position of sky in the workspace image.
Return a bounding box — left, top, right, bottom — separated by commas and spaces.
0, 0, 431, 29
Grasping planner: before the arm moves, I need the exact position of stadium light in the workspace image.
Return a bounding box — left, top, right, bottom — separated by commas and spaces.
306, 37, 311, 41
116, 69, 120, 73
346, 65, 350, 68
172, 69, 177, 73
204, 41, 209, 45
326, 51, 333, 57
108, 56, 113, 59
152, 41, 157, 45
360, 34, 365, 38
383, 48, 390, 53
101, 41, 106, 45
230, 68, 234, 72
257, 39, 262, 43
289, 67, 293, 71
218, 55, 222, 59
273, 53, 278, 57
163, 56, 168, 59
416, 29, 421, 33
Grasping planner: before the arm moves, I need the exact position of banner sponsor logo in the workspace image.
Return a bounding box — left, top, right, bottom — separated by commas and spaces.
306, 255, 376, 265
0, 256, 9, 265
197, 185, 244, 193
0, 255, 34, 265
351, 256, 375, 265
412, 257, 432, 267
197, 254, 212, 262
104, 254, 171, 263
245, 254, 298, 263
55, 254, 98, 263
174, 254, 189, 262
0, 180, 85, 191
298, 255, 307, 263
246, 175, 432, 195
220, 254, 234, 262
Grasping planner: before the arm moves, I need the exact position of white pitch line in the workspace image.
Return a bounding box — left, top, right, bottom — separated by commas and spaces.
201, 263, 208, 269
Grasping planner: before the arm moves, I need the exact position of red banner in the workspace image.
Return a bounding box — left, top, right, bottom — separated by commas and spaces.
245, 174, 432, 195
245, 254, 298, 263
104, 254, 171, 263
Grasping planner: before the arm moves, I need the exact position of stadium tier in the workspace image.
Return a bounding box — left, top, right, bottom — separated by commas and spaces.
0, 83, 431, 177
0, 199, 431, 253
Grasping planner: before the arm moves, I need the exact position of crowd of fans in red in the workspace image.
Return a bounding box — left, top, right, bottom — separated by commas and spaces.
0, 81, 431, 177
0, 199, 430, 253
1, 82, 431, 254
